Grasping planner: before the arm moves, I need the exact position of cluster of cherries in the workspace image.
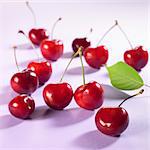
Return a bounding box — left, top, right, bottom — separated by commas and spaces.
8, 2, 148, 137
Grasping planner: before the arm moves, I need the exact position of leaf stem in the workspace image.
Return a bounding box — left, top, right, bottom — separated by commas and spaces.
13, 46, 20, 72
59, 47, 81, 83
26, 1, 37, 26
118, 89, 144, 107
51, 17, 62, 40
79, 47, 85, 85
97, 20, 118, 46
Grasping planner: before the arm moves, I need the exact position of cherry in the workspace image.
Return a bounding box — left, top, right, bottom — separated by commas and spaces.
84, 46, 109, 69
115, 21, 149, 71
83, 21, 118, 69
74, 81, 104, 110
11, 69, 39, 94
18, 32, 52, 86
72, 29, 92, 54
9, 94, 35, 119
95, 89, 144, 137
43, 83, 73, 110
25, 2, 49, 45
72, 38, 90, 53
42, 48, 82, 110
10, 46, 39, 94
73, 47, 104, 110
29, 28, 49, 45
40, 18, 63, 61
124, 46, 148, 71
27, 61, 52, 85
40, 39, 63, 61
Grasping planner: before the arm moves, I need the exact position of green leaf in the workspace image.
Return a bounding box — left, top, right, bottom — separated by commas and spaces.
106, 61, 144, 90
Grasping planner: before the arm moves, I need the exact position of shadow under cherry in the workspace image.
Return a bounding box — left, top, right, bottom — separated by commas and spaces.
31, 106, 94, 127
67, 66, 98, 75
0, 115, 23, 129
61, 51, 73, 59
15, 43, 38, 50
72, 130, 118, 149
102, 84, 129, 100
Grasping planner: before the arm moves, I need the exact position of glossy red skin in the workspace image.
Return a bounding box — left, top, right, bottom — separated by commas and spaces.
9, 94, 35, 119
10, 69, 39, 94
43, 83, 73, 110
95, 107, 129, 137
72, 38, 91, 53
40, 39, 64, 61
27, 61, 52, 85
74, 81, 104, 110
84, 45, 109, 69
124, 46, 148, 71
29, 28, 49, 45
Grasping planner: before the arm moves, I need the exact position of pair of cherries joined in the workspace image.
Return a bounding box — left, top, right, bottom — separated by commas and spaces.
72, 21, 148, 71
43, 47, 104, 111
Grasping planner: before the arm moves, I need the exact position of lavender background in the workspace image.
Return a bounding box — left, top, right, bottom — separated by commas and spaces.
0, 0, 150, 150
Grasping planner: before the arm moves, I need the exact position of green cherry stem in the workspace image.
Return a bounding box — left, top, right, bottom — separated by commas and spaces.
13, 46, 20, 72
59, 47, 81, 83
18, 30, 40, 62
118, 89, 144, 107
96, 20, 118, 46
116, 21, 134, 49
78, 47, 86, 85
51, 17, 62, 40
26, 1, 37, 26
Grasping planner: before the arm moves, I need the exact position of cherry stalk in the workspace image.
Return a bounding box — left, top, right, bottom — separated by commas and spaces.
118, 89, 144, 107
78, 47, 85, 85
115, 21, 149, 71
51, 17, 62, 40
40, 17, 63, 61
59, 47, 82, 82
95, 89, 144, 137
26, 1, 37, 26
13, 46, 20, 72
42, 46, 76, 110
74, 46, 104, 110
96, 20, 118, 46
18, 30, 52, 85
18, 30, 40, 62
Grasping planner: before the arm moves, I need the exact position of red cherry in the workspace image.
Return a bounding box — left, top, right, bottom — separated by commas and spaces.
29, 28, 49, 45
72, 38, 90, 53
95, 107, 129, 137
9, 94, 35, 119
95, 89, 144, 137
27, 61, 52, 85
10, 69, 39, 94
40, 39, 63, 61
124, 46, 148, 71
74, 81, 104, 110
43, 83, 73, 110
84, 45, 109, 69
